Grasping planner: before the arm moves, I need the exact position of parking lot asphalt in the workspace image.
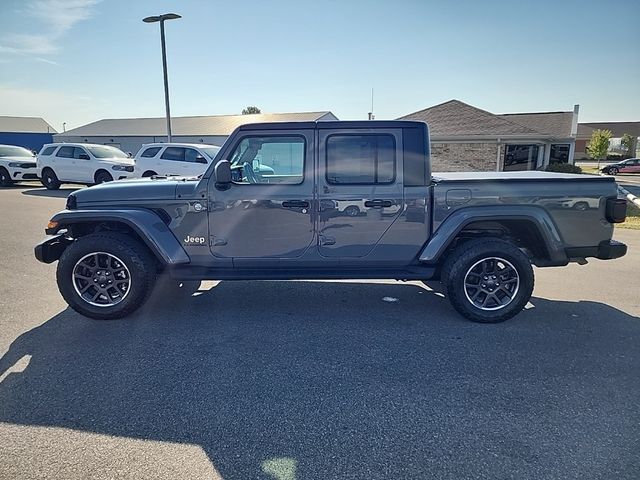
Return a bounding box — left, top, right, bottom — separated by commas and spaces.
1, 184, 639, 480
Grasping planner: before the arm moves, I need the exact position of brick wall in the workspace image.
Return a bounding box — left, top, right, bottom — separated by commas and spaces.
430, 142, 500, 172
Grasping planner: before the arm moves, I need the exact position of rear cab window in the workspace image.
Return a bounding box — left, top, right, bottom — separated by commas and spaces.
326, 134, 396, 185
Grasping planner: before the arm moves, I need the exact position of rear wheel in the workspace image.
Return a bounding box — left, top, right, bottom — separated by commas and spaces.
57, 233, 156, 319
41, 168, 61, 190
0, 167, 13, 187
441, 238, 534, 323
95, 170, 113, 184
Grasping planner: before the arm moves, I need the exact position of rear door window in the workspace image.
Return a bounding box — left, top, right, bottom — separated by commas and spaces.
326, 134, 396, 184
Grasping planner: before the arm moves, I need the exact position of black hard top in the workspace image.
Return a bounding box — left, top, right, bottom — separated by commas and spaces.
237, 120, 427, 131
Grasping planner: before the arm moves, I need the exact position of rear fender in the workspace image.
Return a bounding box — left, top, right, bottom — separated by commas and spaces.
419, 205, 567, 265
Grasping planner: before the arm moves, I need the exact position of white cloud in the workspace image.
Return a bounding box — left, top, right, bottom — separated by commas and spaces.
0, 0, 100, 58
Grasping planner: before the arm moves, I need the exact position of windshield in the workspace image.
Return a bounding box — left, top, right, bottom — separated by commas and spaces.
86, 145, 128, 159
202, 146, 221, 159
0, 146, 34, 158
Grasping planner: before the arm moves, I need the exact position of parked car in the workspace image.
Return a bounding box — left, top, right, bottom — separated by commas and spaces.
35, 120, 627, 323
37, 143, 134, 190
0, 144, 38, 187
134, 143, 221, 178
601, 158, 640, 175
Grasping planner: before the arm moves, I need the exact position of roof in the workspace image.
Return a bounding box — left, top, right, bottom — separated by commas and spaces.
499, 111, 574, 138
237, 120, 426, 131
56, 112, 337, 137
397, 100, 540, 138
577, 121, 640, 138
0, 116, 57, 134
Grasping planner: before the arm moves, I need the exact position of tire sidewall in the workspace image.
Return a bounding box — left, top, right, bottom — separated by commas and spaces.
95, 171, 113, 184
57, 234, 155, 319
42, 168, 60, 190
0, 167, 13, 187
444, 240, 534, 323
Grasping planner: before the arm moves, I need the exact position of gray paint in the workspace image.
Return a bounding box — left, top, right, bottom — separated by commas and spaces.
37, 121, 624, 279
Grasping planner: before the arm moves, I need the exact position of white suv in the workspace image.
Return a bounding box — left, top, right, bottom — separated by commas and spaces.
0, 144, 39, 187
133, 143, 221, 178
37, 143, 135, 190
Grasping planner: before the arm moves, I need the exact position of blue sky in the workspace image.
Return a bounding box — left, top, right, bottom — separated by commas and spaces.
0, 0, 638, 132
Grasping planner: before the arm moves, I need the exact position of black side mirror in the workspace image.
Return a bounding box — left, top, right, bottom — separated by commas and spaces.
78, 153, 90, 160
195, 155, 208, 164
214, 160, 232, 190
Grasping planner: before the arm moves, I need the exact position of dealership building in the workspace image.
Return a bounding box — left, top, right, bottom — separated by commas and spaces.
54, 111, 338, 154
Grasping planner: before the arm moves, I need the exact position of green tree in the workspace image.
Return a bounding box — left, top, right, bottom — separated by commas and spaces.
620, 133, 637, 158
587, 129, 612, 168
242, 106, 261, 115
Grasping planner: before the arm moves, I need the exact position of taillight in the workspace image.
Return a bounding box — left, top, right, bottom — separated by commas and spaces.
605, 198, 627, 223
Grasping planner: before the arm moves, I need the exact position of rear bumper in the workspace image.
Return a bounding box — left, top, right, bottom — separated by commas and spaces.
34, 234, 72, 263
566, 240, 627, 261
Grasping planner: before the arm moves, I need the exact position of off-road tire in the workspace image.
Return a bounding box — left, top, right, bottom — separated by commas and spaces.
95, 170, 113, 184
440, 237, 534, 323
0, 167, 13, 187
41, 168, 61, 190
57, 233, 156, 319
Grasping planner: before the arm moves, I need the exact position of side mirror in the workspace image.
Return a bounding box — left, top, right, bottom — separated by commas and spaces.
214, 160, 232, 190
195, 155, 208, 164
78, 153, 90, 160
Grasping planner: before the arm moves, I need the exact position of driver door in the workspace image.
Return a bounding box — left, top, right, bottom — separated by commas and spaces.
207, 129, 315, 265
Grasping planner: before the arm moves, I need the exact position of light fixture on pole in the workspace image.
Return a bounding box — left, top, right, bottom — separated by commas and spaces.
143, 13, 181, 142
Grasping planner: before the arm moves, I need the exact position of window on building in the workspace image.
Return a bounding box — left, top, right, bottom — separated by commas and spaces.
326, 134, 395, 184
229, 136, 305, 184
56, 146, 75, 158
503, 144, 539, 171
550, 144, 570, 164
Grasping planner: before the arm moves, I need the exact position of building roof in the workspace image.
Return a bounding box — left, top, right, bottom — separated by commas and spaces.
397, 100, 541, 139
499, 111, 574, 138
0, 116, 57, 134
577, 121, 640, 139
57, 111, 337, 137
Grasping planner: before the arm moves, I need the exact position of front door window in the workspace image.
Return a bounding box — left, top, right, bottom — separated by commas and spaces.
229, 136, 305, 184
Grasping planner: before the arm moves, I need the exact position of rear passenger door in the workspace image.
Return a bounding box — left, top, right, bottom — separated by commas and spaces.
317, 128, 404, 258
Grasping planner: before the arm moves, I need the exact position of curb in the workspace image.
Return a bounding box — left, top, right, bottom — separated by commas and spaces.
618, 184, 640, 208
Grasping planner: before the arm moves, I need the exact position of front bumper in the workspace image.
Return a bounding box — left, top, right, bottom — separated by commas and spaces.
34, 234, 72, 263
566, 240, 627, 261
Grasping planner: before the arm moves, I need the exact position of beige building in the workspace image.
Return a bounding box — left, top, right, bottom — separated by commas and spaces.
398, 100, 578, 172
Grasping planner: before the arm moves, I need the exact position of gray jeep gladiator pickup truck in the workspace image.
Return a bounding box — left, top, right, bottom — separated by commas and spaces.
35, 120, 628, 323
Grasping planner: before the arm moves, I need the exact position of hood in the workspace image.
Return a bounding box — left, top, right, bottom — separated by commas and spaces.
2, 155, 37, 164
71, 177, 198, 205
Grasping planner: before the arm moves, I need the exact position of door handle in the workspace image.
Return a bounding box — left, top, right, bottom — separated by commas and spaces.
282, 200, 309, 208
364, 199, 393, 208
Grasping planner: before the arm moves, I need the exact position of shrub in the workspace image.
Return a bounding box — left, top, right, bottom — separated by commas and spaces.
545, 163, 582, 174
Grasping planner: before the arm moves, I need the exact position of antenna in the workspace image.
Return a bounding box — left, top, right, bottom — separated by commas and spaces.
368, 88, 375, 120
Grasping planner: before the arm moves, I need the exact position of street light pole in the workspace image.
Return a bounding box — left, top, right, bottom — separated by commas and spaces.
143, 13, 181, 142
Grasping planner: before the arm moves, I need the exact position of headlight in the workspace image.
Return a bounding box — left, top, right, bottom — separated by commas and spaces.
112, 165, 134, 172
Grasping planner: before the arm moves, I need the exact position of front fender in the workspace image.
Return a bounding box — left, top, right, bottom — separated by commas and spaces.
46, 209, 190, 265
419, 205, 567, 265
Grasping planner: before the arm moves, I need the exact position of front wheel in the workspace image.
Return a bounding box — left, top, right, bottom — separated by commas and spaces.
609, 167, 618, 176
441, 238, 534, 323
0, 167, 14, 187
56, 233, 156, 319
95, 170, 113, 184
